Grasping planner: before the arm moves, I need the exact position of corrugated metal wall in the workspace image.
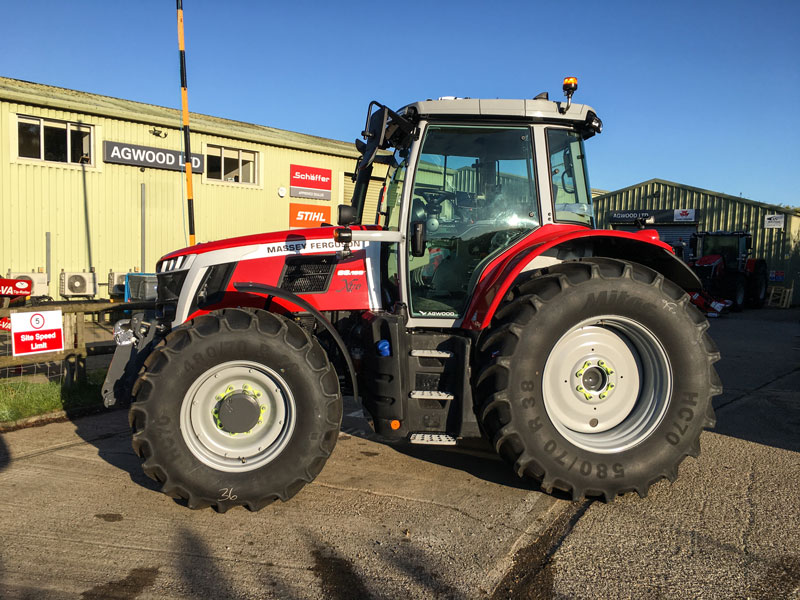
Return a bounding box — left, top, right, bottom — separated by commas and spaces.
1, 100, 382, 297
595, 179, 800, 298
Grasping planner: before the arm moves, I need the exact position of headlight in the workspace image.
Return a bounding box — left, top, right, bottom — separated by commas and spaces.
157, 254, 196, 273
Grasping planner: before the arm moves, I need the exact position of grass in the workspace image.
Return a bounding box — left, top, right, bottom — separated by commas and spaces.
0, 369, 107, 424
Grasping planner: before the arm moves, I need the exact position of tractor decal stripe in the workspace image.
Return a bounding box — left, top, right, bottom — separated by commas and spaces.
242, 239, 365, 260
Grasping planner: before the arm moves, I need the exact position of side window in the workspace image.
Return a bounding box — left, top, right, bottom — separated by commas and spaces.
206, 145, 257, 184
17, 116, 92, 164
547, 129, 593, 226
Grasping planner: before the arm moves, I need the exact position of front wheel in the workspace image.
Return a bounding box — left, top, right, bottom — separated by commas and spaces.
129, 308, 342, 511
475, 258, 720, 501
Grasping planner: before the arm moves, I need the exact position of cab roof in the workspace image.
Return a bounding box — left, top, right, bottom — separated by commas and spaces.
403, 97, 597, 124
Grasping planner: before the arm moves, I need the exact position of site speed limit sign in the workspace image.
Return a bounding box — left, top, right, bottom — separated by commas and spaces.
10, 310, 64, 356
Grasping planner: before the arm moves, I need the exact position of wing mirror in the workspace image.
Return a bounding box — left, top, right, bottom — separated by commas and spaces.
338, 205, 357, 226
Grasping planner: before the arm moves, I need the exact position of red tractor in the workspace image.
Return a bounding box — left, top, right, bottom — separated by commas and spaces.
103, 79, 719, 511
689, 231, 769, 311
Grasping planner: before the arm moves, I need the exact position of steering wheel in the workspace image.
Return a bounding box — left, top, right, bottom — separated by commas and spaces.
419, 190, 455, 214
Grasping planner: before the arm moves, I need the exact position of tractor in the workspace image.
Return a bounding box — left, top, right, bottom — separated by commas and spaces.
102, 79, 720, 511
689, 231, 769, 311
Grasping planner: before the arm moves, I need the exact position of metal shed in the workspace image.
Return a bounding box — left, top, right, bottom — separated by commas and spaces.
0, 77, 385, 299
594, 179, 800, 301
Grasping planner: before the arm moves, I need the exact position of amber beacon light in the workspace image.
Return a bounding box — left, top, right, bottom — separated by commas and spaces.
561, 76, 578, 113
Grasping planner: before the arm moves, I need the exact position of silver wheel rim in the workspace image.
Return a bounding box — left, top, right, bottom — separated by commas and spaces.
542, 315, 672, 454
180, 360, 296, 473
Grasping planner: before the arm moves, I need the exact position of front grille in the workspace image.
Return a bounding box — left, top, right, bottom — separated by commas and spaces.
127, 274, 158, 301
279, 255, 336, 293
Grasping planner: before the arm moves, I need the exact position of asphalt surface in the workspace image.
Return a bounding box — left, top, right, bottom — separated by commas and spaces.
0, 308, 798, 599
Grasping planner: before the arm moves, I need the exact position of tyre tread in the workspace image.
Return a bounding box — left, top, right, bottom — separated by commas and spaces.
129, 308, 342, 511
475, 257, 720, 502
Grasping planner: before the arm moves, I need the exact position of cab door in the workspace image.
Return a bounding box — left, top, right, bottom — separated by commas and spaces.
400, 123, 541, 327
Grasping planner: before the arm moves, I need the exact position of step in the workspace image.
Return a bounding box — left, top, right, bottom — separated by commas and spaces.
409, 433, 457, 446
410, 349, 455, 358
409, 390, 455, 400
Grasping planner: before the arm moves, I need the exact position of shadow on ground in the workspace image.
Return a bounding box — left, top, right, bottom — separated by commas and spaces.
69, 407, 161, 494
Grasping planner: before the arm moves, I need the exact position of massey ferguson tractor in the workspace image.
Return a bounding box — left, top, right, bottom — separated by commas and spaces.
688, 231, 769, 311
103, 79, 720, 511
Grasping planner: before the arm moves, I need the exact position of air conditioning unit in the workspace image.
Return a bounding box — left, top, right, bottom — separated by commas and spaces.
7, 271, 49, 296
125, 273, 158, 302
60, 271, 97, 298
108, 271, 129, 298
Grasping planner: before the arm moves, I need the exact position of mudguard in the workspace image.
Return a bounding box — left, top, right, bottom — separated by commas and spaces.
462, 225, 703, 330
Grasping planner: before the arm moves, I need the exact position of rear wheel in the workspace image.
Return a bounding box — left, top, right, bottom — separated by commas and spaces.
475, 258, 720, 501
747, 262, 768, 308
129, 308, 342, 511
731, 274, 747, 312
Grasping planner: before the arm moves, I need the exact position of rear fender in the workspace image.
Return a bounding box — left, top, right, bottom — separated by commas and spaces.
463, 230, 702, 330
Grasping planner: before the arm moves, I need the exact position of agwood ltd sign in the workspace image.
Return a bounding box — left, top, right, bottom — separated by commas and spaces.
104, 141, 204, 173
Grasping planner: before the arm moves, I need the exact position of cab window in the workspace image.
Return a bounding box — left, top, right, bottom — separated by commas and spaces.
547, 128, 593, 226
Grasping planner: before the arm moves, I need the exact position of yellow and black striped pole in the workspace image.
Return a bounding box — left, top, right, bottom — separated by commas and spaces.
177, 0, 196, 245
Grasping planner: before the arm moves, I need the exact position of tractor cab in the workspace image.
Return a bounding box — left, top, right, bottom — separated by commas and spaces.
690, 231, 752, 272
346, 83, 603, 325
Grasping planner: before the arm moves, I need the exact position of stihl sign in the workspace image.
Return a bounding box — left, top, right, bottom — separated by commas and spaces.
290, 164, 332, 200
289, 203, 331, 228
10, 310, 64, 356
0, 278, 32, 297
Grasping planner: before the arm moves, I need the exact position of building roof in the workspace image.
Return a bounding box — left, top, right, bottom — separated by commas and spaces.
595, 178, 800, 217
0, 76, 360, 159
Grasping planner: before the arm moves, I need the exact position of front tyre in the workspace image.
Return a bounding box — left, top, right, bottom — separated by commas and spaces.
130, 308, 342, 511
476, 258, 720, 501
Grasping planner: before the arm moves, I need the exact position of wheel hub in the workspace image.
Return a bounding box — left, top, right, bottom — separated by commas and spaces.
216, 392, 262, 434
212, 383, 266, 435
576, 361, 616, 400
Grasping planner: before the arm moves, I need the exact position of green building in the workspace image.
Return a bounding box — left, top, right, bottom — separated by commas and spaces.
595, 179, 800, 299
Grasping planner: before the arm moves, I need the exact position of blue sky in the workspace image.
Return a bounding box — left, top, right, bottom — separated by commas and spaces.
2, 0, 798, 206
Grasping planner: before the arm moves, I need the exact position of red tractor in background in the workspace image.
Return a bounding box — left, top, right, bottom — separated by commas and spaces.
102, 79, 720, 511
689, 231, 769, 311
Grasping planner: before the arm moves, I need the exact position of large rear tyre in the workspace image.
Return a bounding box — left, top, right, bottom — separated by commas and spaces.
747, 261, 768, 308
475, 258, 720, 501
129, 308, 342, 511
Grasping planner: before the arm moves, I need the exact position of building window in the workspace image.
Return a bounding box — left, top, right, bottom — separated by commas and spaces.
206, 145, 257, 184
17, 116, 92, 164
